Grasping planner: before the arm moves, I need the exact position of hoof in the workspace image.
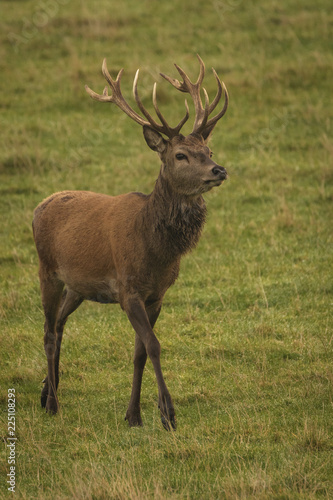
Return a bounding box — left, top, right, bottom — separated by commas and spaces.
41, 378, 48, 408
161, 414, 176, 431
125, 411, 143, 427
45, 396, 58, 415
159, 399, 176, 431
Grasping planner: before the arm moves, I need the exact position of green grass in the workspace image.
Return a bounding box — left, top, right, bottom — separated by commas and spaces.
1, 0, 333, 498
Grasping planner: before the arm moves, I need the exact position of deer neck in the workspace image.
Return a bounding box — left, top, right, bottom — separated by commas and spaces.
143, 173, 207, 259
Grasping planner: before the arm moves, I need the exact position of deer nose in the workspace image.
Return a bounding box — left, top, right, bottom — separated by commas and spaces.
212, 165, 227, 180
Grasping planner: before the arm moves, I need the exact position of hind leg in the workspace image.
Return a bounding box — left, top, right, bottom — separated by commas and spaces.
55, 289, 83, 388
41, 288, 83, 409
39, 270, 64, 414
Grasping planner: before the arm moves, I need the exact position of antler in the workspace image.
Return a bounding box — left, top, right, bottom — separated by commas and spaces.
85, 59, 189, 139
160, 54, 229, 138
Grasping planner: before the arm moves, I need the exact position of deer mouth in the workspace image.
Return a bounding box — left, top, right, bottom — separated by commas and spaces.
205, 179, 221, 185
204, 175, 227, 187
201, 178, 226, 193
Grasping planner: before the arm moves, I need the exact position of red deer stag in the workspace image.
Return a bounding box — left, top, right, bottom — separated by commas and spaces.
33, 55, 228, 430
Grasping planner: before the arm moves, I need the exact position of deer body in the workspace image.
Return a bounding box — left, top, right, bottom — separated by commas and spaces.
33, 56, 229, 429
33, 185, 204, 307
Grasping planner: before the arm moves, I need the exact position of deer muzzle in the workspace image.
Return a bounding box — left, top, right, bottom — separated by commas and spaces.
212, 165, 228, 181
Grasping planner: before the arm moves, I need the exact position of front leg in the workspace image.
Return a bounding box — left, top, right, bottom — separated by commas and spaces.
124, 297, 176, 430
125, 333, 147, 427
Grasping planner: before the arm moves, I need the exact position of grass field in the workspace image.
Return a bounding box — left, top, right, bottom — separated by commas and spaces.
1, 0, 333, 498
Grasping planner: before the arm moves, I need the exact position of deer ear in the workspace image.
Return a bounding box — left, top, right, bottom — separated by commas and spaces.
143, 126, 168, 154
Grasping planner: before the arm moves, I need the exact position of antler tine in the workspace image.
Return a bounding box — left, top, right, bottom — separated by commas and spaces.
85, 84, 113, 102
86, 59, 149, 127
163, 54, 205, 91
101, 59, 124, 100
174, 99, 190, 135
194, 53, 205, 86
208, 68, 223, 115
159, 72, 185, 93
160, 54, 210, 133
85, 78, 115, 102
204, 79, 229, 134
160, 55, 228, 137
133, 70, 190, 138
152, 83, 169, 129
85, 60, 122, 103
152, 84, 190, 136
133, 70, 163, 130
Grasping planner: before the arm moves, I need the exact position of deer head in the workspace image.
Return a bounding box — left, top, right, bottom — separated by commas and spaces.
85, 55, 229, 197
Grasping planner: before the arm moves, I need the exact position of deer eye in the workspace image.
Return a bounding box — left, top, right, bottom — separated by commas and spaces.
210, 151, 214, 158
176, 153, 187, 161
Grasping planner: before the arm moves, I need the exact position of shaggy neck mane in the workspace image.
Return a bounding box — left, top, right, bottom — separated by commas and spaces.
142, 173, 207, 259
